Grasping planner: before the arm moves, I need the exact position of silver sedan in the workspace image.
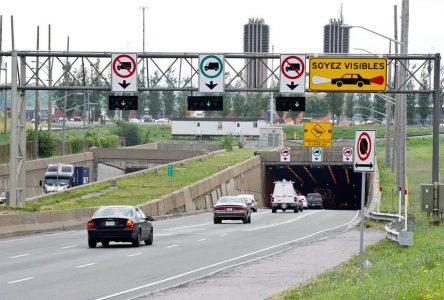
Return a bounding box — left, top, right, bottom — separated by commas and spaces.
213, 196, 252, 224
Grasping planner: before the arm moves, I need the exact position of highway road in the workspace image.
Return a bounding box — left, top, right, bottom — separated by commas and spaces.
0, 209, 365, 300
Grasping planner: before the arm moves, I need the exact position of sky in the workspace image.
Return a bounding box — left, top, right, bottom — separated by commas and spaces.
1, 0, 443, 56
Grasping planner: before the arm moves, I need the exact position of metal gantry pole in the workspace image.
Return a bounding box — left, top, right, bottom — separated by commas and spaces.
47, 24, 52, 133
359, 172, 365, 282
34, 26, 40, 159
432, 53, 441, 224
9, 50, 18, 207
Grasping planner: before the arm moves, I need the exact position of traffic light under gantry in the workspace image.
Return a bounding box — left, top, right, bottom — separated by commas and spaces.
187, 96, 223, 111
108, 95, 138, 110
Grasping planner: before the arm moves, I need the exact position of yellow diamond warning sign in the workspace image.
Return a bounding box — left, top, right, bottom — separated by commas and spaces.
309, 57, 387, 92
304, 122, 332, 147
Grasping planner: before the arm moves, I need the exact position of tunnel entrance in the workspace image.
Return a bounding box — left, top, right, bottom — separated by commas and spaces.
264, 164, 367, 210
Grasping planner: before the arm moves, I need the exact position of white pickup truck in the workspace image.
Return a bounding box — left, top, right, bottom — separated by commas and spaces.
271, 180, 303, 213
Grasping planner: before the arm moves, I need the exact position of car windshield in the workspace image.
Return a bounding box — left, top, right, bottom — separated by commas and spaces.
94, 207, 134, 218
45, 178, 71, 186
217, 197, 244, 204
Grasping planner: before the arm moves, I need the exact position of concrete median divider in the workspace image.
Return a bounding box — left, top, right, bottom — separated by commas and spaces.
0, 153, 262, 238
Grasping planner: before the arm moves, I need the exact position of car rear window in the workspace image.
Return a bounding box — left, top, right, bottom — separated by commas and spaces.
217, 197, 244, 204
94, 207, 134, 218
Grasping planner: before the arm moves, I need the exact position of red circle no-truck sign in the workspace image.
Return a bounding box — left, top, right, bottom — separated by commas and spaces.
357, 132, 372, 161
281, 147, 290, 157
281, 56, 305, 80
112, 54, 137, 79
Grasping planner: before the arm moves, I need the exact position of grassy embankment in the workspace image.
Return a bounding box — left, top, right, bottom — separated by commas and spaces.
271, 136, 444, 300
1, 148, 253, 212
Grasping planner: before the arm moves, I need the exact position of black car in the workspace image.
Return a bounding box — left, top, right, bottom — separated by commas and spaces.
87, 206, 154, 248
331, 74, 370, 87
306, 193, 323, 209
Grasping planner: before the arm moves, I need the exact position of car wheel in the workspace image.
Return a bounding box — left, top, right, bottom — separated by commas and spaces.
214, 217, 221, 224
248, 215, 251, 223
88, 239, 97, 248
294, 208, 298, 213
145, 229, 153, 245
272, 208, 276, 213
132, 231, 141, 247
242, 216, 249, 224
336, 81, 343, 87
102, 241, 109, 247
357, 81, 364, 87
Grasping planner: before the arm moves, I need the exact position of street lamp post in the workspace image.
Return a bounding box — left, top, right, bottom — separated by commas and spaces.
344, 24, 403, 168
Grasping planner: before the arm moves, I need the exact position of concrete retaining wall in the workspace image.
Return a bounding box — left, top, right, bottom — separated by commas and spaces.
0, 154, 262, 237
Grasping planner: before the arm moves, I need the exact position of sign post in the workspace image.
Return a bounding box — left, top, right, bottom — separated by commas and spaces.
167, 163, 173, 195
199, 54, 224, 93
353, 129, 376, 282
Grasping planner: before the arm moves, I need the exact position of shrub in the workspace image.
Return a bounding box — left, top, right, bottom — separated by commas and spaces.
26, 130, 56, 157
99, 135, 120, 148
221, 135, 235, 151
113, 121, 142, 146
69, 137, 84, 154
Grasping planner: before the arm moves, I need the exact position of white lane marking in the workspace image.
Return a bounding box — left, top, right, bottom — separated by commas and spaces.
245, 210, 322, 232
166, 245, 178, 249
128, 253, 142, 257
163, 223, 212, 231
0, 230, 80, 244
197, 239, 207, 242
10, 254, 31, 259
95, 211, 359, 300
60, 245, 77, 249
8, 277, 34, 284
76, 263, 97, 269
219, 234, 228, 237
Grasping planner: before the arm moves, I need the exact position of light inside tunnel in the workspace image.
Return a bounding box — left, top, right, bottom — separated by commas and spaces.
265, 164, 364, 210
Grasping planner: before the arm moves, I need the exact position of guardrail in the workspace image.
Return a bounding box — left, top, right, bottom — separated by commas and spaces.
368, 211, 404, 243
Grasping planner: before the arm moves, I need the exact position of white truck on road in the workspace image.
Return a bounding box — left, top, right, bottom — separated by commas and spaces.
271, 180, 303, 213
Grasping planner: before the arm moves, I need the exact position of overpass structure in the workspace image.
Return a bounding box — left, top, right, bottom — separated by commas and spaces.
0, 51, 440, 211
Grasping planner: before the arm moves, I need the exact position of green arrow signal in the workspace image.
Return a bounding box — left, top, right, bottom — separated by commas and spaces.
206, 101, 211, 107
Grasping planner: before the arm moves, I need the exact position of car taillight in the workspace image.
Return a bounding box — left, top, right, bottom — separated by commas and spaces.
214, 207, 225, 211
125, 219, 135, 228
87, 220, 95, 229
271, 196, 274, 203
294, 197, 298, 202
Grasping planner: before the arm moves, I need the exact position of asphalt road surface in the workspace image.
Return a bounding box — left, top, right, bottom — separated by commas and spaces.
0, 209, 384, 300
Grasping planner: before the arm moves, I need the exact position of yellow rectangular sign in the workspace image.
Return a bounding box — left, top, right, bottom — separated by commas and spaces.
304, 122, 332, 147
309, 57, 387, 92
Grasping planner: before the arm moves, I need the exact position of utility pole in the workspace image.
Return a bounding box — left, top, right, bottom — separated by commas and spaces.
391, 5, 399, 172
398, 0, 409, 211
48, 24, 52, 133
33, 26, 40, 159
269, 45, 274, 126
140, 5, 148, 86
62, 36, 69, 155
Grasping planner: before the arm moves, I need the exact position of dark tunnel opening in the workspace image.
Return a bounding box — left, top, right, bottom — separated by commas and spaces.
264, 164, 368, 210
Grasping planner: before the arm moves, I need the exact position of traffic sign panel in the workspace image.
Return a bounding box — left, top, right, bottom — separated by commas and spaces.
343, 147, 353, 163
199, 54, 224, 93
311, 147, 322, 162
353, 130, 376, 172
280, 147, 291, 162
303, 122, 332, 147
309, 57, 387, 92
280, 54, 306, 94
111, 53, 138, 92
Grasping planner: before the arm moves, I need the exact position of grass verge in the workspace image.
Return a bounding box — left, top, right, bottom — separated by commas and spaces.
270, 137, 444, 299
2, 148, 253, 212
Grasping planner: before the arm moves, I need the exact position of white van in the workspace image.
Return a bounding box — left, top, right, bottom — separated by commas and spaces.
271, 180, 303, 213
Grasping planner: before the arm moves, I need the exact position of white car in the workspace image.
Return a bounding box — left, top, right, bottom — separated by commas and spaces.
238, 194, 257, 212
0, 191, 6, 205
129, 118, 141, 123
298, 194, 308, 210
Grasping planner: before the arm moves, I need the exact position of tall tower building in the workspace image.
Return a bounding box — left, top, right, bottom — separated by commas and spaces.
323, 8, 350, 53
243, 18, 270, 88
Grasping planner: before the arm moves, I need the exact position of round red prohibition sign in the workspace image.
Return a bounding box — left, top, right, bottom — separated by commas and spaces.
343, 147, 352, 157
281, 147, 290, 156
112, 54, 137, 79
281, 56, 305, 80
357, 132, 372, 161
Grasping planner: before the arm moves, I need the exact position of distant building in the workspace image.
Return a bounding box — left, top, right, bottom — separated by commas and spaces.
323, 10, 350, 53
243, 18, 270, 88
